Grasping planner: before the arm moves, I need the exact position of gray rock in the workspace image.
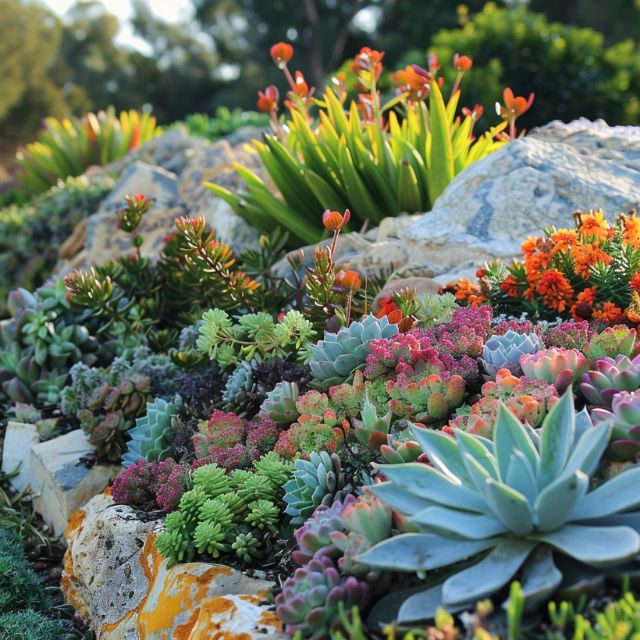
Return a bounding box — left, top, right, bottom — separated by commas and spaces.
63, 493, 286, 639
344, 119, 640, 284
1, 422, 39, 493
30, 430, 119, 536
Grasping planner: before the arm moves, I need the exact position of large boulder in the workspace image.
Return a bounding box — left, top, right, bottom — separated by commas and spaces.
337, 119, 640, 284
62, 493, 285, 640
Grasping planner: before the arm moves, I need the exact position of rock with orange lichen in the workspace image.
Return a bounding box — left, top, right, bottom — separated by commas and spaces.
63, 493, 286, 639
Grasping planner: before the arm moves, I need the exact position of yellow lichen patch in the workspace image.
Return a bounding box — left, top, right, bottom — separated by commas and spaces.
64, 507, 87, 543
61, 550, 90, 622
188, 597, 251, 640
257, 610, 283, 632
137, 539, 235, 639
238, 594, 262, 605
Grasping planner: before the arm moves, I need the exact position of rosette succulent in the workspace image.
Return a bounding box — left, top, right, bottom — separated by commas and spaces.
275, 555, 370, 639
481, 330, 544, 377
309, 315, 398, 391
592, 390, 640, 461
122, 397, 178, 467
259, 380, 300, 427
283, 452, 345, 525
580, 354, 640, 408
358, 391, 640, 623
520, 347, 589, 395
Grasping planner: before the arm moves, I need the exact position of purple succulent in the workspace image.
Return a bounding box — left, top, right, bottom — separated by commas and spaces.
580, 354, 640, 408
592, 390, 640, 461
293, 495, 356, 565
275, 554, 370, 639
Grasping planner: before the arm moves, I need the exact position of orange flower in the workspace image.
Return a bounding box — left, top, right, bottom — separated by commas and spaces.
496, 88, 535, 120
462, 104, 484, 120
592, 302, 624, 324
575, 211, 611, 242
392, 65, 430, 101
535, 270, 574, 313
622, 212, 640, 248
572, 244, 612, 279
500, 274, 520, 298
453, 53, 472, 72
335, 269, 362, 292
322, 209, 350, 231
570, 286, 597, 321
630, 273, 640, 292
454, 279, 485, 307
626, 291, 640, 324
270, 42, 294, 67
521, 237, 538, 257
256, 85, 279, 113
292, 71, 309, 98
550, 229, 578, 254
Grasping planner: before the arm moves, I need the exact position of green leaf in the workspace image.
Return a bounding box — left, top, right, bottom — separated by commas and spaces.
425, 79, 454, 204
532, 524, 640, 568
534, 470, 589, 531
569, 465, 640, 521
356, 533, 497, 571
516, 546, 563, 612
442, 539, 536, 607
484, 479, 534, 535
303, 169, 349, 213
397, 160, 422, 213
412, 506, 506, 539
494, 402, 539, 483
537, 391, 575, 491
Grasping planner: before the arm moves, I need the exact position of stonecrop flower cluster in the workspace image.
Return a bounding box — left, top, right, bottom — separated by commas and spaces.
453, 209, 640, 323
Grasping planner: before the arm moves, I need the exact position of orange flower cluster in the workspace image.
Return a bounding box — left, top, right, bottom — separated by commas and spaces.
451, 279, 486, 308
456, 210, 640, 325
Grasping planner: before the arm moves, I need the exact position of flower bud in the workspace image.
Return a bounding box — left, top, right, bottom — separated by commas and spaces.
270, 42, 294, 67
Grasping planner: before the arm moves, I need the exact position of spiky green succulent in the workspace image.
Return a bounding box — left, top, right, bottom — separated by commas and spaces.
358, 391, 640, 623
245, 499, 279, 530
193, 520, 229, 557
284, 452, 345, 525
122, 397, 178, 467
308, 315, 399, 391
252, 451, 295, 487
259, 380, 300, 427
192, 463, 232, 498
155, 511, 195, 565
232, 531, 261, 563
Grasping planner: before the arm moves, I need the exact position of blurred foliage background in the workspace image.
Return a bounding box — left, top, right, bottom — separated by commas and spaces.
1, 0, 639, 174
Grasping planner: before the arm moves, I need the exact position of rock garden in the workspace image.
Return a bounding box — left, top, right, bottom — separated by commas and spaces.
2, 11, 640, 640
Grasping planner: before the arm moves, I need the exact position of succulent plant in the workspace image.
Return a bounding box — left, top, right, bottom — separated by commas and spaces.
232, 531, 261, 563
592, 390, 640, 461
112, 459, 184, 511
193, 520, 229, 558
122, 397, 179, 467
520, 347, 590, 394
222, 360, 263, 416
275, 554, 370, 639
446, 368, 559, 438
584, 325, 637, 360
283, 452, 345, 525
245, 499, 280, 530
386, 372, 465, 424
580, 354, 640, 408
192, 463, 232, 498
358, 391, 640, 623
352, 394, 393, 452
481, 330, 545, 377
293, 495, 356, 564
155, 510, 195, 565
309, 315, 399, 391
252, 451, 295, 487
259, 380, 300, 427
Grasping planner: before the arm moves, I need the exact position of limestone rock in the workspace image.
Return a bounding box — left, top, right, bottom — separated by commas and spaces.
1, 421, 39, 493
343, 119, 640, 284
63, 493, 286, 640
30, 430, 119, 536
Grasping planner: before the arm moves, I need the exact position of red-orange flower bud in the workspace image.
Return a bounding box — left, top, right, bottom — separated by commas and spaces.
497, 88, 535, 120
336, 269, 362, 291
292, 71, 309, 98
453, 53, 473, 72
322, 209, 350, 231
256, 85, 279, 112
270, 42, 294, 67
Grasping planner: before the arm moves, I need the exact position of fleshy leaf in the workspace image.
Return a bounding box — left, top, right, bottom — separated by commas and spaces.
484, 479, 534, 535
494, 402, 538, 482
534, 470, 589, 532
537, 391, 575, 490
412, 506, 506, 539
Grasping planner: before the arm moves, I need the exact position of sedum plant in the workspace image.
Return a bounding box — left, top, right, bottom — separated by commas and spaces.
358, 390, 640, 623
17, 107, 159, 193
207, 44, 513, 247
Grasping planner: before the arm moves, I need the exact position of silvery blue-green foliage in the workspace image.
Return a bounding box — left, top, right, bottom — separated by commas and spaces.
309, 315, 399, 391
122, 397, 179, 467
358, 391, 640, 624
481, 330, 545, 377
197, 308, 315, 367
59, 362, 109, 416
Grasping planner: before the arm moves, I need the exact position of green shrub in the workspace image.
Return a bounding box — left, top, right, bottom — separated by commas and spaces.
417, 2, 640, 129
181, 107, 268, 141
17, 107, 159, 194
0, 532, 49, 615
0, 610, 65, 640
0, 176, 110, 318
